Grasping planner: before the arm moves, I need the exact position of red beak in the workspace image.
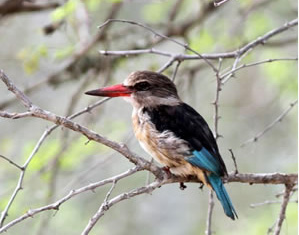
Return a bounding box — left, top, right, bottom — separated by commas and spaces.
85, 84, 132, 97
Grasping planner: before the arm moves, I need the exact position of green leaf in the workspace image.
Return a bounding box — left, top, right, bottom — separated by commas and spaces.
86, 0, 102, 10
54, 45, 75, 60
17, 44, 48, 74
51, 0, 79, 22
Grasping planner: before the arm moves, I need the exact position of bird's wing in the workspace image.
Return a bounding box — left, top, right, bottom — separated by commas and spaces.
144, 103, 227, 176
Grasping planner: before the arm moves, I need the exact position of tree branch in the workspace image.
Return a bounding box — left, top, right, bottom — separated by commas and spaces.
273, 184, 294, 235
0, 64, 297, 233
205, 191, 214, 235
241, 100, 298, 147
98, 19, 298, 62
0, 167, 141, 233
0, 0, 60, 16
0, 155, 23, 171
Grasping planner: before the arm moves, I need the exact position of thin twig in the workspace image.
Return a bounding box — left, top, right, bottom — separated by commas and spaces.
205, 191, 214, 235
0, 111, 33, 119
213, 58, 223, 140
221, 57, 298, 84
0, 167, 141, 233
0, 71, 111, 227
273, 184, 294, 235
0, 69, 298, 234
241, 100, 298, 147
97, 19, 217, 72
0, 171, 297, 233
0, 155, 23, 171
81, 180, 162, 235
250, 199, 297, 208
0, 70, 162, 178
98, 19, 298, 63
81, 179, 118, 234
157, 56, 177, 73
214, 0, 231, 7
171, 60, 182, 82
229, 149, 239, 174
206, 59, 222, 234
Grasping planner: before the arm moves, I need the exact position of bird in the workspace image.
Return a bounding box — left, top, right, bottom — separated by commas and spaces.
85, 70, 237, 220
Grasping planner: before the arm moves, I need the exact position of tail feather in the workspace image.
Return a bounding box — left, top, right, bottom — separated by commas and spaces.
208, 174, 238, 220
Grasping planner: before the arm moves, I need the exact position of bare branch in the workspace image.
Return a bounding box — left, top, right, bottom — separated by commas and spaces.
81, 180, 117, 234
214, 0, 231, 7
81, 180, 161, 235
0, 128, 53, 227
226, 173, 297, 185
0, 155, 23, 171
98, 19, 298, 62
239, 19, 298, 56
157, 57, 177, 74
0, 0, 60, 16
0, 64, 297, 233
229, 149, 239, 174
221, 57, 298, 84
0, 111, 32, 119
0, 72, 111, 226
213, 58, 223, 140
250, 199, 297, 208
0, 70, 162, 179
241, 100, 298, 147
0, 171, 296, 233
98, 19, 217, 72
273, 184, 294, 235
0, 70, 33, 109
171, 60, 182, 82
0, 167, 141, 233
205, 191, 214, 235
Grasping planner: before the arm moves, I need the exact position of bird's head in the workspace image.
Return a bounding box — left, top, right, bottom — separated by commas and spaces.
85, 71, 181, 109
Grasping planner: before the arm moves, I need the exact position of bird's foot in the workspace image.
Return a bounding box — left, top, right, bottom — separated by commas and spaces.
179, 182, 187, 190
198, 182, 204, 190
162, 166, 172, 178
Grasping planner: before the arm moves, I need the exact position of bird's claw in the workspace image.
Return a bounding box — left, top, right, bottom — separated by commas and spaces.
180, 182, 187, 190
162, 166, 172, 178
199, 182, 204, 190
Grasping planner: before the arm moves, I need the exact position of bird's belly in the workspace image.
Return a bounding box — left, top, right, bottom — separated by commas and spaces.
139, 138, 208, 184
133, 116, 190, 167
138, 137, 182, 167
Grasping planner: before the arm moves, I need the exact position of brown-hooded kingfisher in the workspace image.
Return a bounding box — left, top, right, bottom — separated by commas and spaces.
85, 71, 237, 220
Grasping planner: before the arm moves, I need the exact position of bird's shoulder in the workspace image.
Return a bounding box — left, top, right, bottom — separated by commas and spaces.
142, 102, 214, 148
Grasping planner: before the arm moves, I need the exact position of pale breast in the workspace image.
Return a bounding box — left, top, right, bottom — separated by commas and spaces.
132, 109, 190, 167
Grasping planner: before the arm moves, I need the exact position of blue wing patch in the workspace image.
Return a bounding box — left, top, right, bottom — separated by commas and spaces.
186, 148, 222, 175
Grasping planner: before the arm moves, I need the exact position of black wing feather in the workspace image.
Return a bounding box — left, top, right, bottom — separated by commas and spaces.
144, 103, 227, 176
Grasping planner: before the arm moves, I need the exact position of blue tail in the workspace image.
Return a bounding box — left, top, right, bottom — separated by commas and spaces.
208, 174, 238, 220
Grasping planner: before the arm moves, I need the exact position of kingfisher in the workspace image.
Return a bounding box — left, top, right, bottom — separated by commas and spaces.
85, 71, 237, 220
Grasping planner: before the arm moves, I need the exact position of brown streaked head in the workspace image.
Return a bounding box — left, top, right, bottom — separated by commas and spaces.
85, 71, 181, 108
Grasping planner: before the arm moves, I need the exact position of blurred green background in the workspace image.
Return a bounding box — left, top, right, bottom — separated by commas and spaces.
0, 0, 297, 234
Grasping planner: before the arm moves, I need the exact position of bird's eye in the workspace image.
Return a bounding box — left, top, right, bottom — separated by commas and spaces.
134, 81, 151, 91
